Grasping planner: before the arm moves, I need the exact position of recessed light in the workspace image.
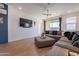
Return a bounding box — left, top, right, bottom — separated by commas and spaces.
18, 6, 22, 10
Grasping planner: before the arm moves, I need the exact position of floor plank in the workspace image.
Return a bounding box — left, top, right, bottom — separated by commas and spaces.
0, 38, 68, 56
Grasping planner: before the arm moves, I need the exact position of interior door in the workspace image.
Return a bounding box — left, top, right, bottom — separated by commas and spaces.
0, 4, 8, 44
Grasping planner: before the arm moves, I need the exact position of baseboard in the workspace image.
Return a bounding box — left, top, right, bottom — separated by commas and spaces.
8, 35, 39, 42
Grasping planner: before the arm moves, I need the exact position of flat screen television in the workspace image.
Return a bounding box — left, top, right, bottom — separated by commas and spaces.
20, 18, 32, 28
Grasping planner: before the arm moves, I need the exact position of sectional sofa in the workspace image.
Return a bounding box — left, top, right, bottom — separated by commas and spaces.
35, 31, 79, 55
54, 31, 79, 53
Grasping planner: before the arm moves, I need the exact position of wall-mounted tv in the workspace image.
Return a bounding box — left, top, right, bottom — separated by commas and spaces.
20, 18, 32, 28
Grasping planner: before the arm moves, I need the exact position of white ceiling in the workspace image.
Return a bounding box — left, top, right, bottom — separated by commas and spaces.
8, 3, 79, 19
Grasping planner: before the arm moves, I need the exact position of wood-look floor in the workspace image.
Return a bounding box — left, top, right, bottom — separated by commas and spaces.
0, 38, 67, 56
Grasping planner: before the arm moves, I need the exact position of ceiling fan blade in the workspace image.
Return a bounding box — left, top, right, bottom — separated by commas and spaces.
42, 13, 52, 15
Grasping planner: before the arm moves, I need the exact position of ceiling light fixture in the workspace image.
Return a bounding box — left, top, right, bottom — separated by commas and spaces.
42, 3, 52, 19
18, 6, 22, 10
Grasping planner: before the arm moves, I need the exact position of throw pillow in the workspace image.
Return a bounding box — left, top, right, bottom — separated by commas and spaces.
69, 32, 75, 40
64, 31, 71, 40
73, 40, 79, 47
72, 33, 79, 44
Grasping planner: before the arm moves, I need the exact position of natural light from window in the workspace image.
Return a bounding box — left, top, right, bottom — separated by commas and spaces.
50, 22, 59, 31
66, 17, 76, 31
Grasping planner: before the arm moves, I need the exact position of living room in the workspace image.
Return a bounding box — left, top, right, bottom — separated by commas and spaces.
0, 3, 79, 56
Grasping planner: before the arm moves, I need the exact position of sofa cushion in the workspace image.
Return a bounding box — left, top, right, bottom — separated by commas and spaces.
64, 31, 71, 40
59, 37, 71, 43
73, 40, 79, 47
64, 31, 76, 40
45, 31, 49, 34
72, 33, 79, 44
69, 32, 76, 40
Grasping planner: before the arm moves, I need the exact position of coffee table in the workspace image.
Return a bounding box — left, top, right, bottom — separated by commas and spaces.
34, 37, 57, 48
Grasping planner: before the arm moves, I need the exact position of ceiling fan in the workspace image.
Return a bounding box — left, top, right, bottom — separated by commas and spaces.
42, 3, 52, 18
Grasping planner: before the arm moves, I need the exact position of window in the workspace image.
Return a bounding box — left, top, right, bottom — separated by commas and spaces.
66, 17, 76, 31
50, 22, 59, 31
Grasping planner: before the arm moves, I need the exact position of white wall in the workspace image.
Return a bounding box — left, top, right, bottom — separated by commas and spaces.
8, 5, 41, 42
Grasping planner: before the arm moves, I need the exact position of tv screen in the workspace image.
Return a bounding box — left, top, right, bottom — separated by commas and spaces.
20, 18, 32, 28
